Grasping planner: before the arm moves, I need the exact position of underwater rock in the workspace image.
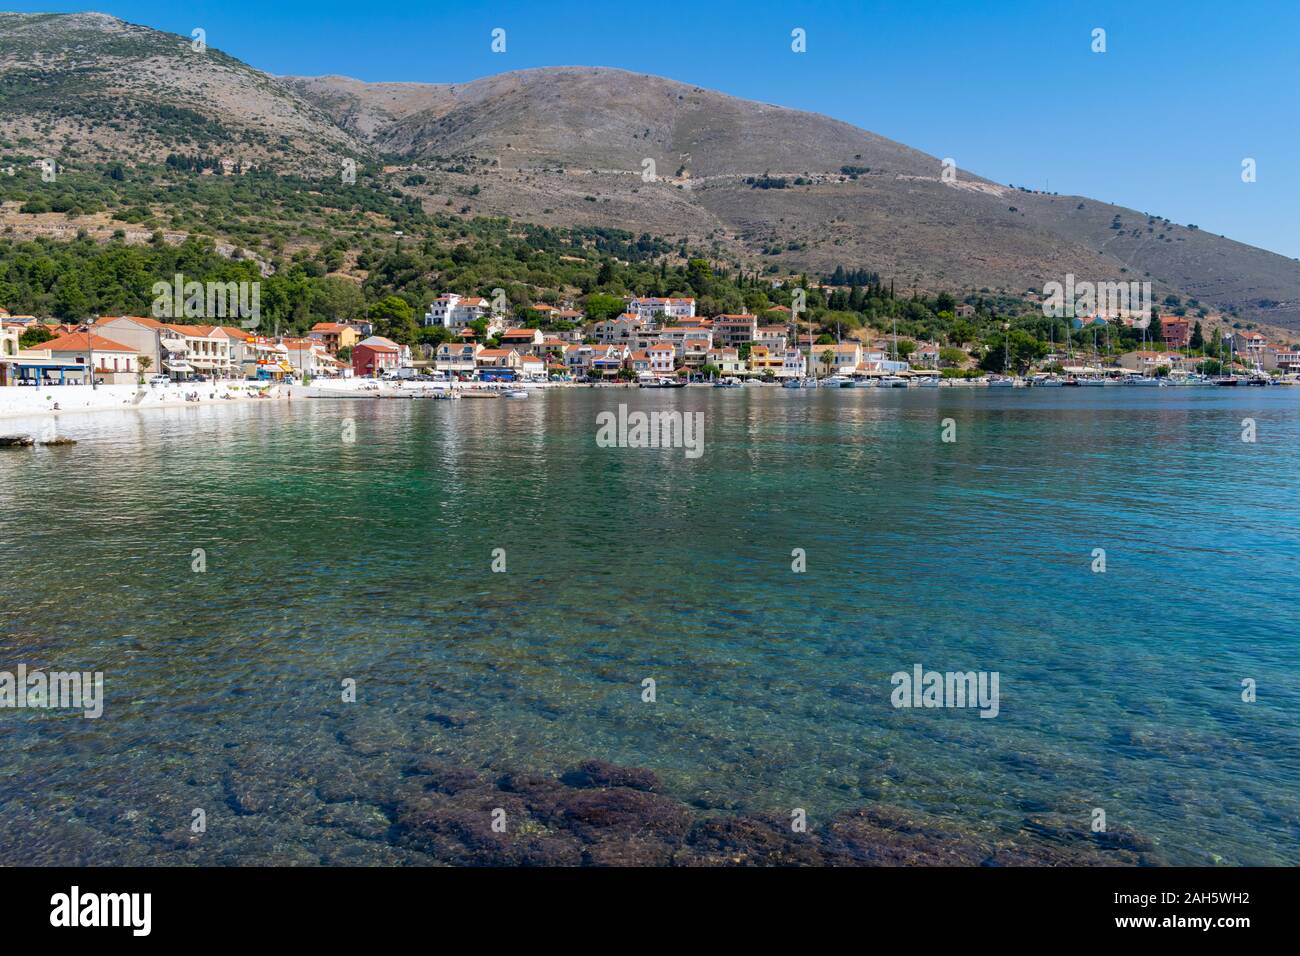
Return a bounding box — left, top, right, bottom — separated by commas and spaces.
561, 759, 660, 792
379, 754, 1162, 867
394, 791, 583, 866
820, 806, 991, 866
679, 812, 826, 867
39, 436, 77, 446
0, 434, 34, 448
221, 770, 274, 816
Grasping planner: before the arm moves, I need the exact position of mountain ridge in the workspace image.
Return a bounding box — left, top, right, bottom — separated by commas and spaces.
3, 12, 1299, 328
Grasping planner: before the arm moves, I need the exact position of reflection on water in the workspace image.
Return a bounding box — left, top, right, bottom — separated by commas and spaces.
0, 388, 1297, 865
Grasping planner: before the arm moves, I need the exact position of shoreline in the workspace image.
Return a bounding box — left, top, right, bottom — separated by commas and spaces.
0, 380, 290, 424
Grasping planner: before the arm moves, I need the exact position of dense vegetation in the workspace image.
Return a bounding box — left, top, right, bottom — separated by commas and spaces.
0, 161, 1282, 368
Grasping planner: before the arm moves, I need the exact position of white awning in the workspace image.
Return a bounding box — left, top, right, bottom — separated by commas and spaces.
163, 361, 193, 372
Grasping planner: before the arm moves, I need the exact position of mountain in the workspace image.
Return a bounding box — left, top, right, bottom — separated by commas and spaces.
0, 11, 362, 171
285, 67, 1300, 328
4, 13, 1299, 328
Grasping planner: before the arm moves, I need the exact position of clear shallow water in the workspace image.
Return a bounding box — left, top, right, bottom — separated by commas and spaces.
0, 387, 1297, 865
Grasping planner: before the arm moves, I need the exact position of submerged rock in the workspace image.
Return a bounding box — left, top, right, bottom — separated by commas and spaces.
561, 759, 660, 792
680, 813, 826, 867
0, 434, 34, 448
379, 757, 1159, 867
39, 436, 77, 446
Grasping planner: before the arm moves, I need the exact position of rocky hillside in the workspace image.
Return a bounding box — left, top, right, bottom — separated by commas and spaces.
0, 12, 363, 172
3, 13, 1298, 327
285, 66, 1300, 328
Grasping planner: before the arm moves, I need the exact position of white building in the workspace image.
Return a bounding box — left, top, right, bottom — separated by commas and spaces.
424, 294, 491, 329
625, 296, 696, 322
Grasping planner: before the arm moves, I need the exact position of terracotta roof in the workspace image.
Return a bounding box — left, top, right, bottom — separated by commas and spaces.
37, 332, 137, 353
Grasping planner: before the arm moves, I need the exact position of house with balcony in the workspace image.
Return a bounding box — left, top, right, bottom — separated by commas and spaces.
706, 347, 744, 375
625, 296, 696, 322
1158, 316, 1191, 348
309, 322, 361, 354
712, 314, 758, 348
755, 326, 789, 351
499, 328, 545, 354
424, 294, 491, 329
594, 313, 647, 345
435, 341, 483, 376
475, 347, 523, 375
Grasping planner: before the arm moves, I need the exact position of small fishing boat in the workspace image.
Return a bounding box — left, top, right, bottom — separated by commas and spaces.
503, 388, 529, 398
986, 376, 1015, 388
913, 377, 941, 388
714, 378, 742, 388
879, 375, 908, 388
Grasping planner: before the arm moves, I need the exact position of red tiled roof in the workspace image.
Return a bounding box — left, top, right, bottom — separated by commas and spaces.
37, 332, 137, 352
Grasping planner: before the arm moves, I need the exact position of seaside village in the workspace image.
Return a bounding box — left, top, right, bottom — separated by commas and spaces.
2, 295, 1297, 391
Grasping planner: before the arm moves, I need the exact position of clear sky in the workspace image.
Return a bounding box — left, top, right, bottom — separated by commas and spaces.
11, 0, 1300, 257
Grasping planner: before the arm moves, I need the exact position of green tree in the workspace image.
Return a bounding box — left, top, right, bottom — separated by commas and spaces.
20, 325, 53, 348
583, 293, 625, 322
368, 295, 418, 345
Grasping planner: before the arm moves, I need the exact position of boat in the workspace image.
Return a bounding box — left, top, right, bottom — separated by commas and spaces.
639, 377, 686, 389
913, 377, 941, 388
714, 380, 742, 388
986, 376, 1015, 388
1076, 377, 1106, 387
879, 375, 908, 388
1031, 375, 1063, 387
780, 378, 804, 389
503, 388, 529, 398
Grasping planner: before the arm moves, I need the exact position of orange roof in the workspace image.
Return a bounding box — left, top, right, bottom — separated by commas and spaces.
37, 332, 137, 353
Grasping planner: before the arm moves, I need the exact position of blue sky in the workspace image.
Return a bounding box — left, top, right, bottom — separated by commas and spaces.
12, 0, 1300, 257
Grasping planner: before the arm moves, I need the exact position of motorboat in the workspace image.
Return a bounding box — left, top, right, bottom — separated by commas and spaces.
639, 377, 686, 388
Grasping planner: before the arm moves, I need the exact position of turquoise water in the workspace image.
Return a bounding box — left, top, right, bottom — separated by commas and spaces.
1, 387, 1297, 865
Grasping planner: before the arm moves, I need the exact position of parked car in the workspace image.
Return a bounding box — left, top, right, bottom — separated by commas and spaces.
147, 374, 170, 386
